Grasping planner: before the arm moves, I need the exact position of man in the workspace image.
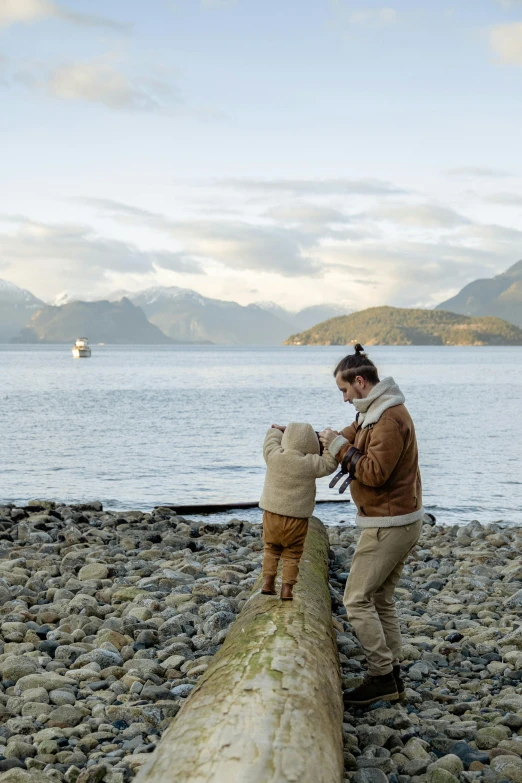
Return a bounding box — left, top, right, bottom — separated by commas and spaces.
320, 344, 424, 706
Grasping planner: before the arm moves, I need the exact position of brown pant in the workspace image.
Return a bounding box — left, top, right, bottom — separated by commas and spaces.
343, 520, 422, 676
262, 511, 309, 585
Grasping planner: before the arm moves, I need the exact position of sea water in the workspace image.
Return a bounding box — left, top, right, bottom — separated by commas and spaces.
1, 344, 521, 526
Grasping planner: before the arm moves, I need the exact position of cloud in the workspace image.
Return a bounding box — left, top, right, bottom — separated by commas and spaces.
215, 177, 405, 196
9, 56, 180, 113
0, 215, 203, 299
490, 22, 522, 65
485, 192, 522, 205
264, 203, 351, 231
316, 240, 498, 308
36, 60, 179, 112
494, 0, 522, 8
446, 166, 511, 178
73, 194, 522, 308
372, 203, 471, 228
313, 214, 522, 308
172, 220, 322, 276
80, 197, 323, 277
78, 198, 162, 221
0, 0, 127, 31
348, 7, 397, 25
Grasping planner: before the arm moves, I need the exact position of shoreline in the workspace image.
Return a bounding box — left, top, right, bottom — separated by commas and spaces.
1, 503, 522, 782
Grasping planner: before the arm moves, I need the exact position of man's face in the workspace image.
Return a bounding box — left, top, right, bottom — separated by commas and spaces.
335, 372, 364, 404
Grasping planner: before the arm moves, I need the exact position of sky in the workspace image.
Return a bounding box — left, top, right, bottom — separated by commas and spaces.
1, 0, 522, 310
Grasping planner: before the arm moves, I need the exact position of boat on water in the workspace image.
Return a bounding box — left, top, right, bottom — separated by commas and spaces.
72, 338, 92, 358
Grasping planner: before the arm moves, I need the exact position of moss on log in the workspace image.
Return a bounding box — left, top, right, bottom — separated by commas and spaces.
136, 516, 343, 783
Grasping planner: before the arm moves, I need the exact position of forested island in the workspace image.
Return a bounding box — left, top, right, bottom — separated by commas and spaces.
284, 306, 522, 346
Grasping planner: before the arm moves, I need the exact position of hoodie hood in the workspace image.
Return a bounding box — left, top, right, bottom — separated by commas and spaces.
353, 376, 405, 429
281, 422, 320, 455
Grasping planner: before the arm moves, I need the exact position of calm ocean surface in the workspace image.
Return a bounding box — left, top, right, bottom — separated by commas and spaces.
1, 344, 521, 527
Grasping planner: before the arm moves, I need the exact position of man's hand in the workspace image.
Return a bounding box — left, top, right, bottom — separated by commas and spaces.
319, 428, 339, 450
271, 424, 286, 432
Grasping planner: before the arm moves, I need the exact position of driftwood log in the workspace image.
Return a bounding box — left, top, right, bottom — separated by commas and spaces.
136, 516, 343, 783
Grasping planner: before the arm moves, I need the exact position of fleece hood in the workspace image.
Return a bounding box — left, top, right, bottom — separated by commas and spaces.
281, 422, 320, 455
353, 377, 405, 429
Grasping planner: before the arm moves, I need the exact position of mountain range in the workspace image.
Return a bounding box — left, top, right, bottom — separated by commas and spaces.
436, 259, 522, 327
0, 279, 44, 343
1, 259, 521, 344
0, 280, 350, 345
113, 287, 350, 345
12, 298, 175, 345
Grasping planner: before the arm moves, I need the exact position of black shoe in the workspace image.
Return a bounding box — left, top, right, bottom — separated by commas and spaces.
343, 672, 399, 707
393, 664, 406, 702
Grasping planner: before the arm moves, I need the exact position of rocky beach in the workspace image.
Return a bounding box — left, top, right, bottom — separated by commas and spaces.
0, 504, 522, 783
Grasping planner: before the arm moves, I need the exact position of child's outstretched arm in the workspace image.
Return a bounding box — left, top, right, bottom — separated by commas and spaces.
305, 451, 339, 478
263, 427, 284, 463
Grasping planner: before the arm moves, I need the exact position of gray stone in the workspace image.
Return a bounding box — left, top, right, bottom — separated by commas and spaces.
403, 738, 432, 761
401, 759, 430, 775
170, 684, 195, 699
202, 611, 236, 636
0, 656, 40, 682
490, 755, 522, 783
78, 564, 108, 581
475, 725, 512, 749
4, 741, 37, 760
49, 689, 76, 706
15, 672, 75, 694
47, 705, 84, 727
75, 764, 108, 783
353, 769, 389, 783
0, 771, 39, 782
427, 769, 460, 783
428, 755, 465, 776
74, 648, 123, 669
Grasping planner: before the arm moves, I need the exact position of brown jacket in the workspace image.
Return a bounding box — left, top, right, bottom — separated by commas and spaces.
330, 378, 423, 528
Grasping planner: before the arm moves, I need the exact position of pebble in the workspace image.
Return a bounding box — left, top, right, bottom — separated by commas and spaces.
330, 518, 522, 783
3, 506, 522, 783
0, 503, 260, 780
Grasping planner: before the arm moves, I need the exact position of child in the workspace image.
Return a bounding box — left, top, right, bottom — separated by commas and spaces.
259, 422, 338, 600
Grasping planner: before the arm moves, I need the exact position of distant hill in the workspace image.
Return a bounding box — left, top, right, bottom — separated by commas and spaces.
121, 287, 293, 345
114, 287, 352, 345
254, 301, 352, 331
12, 298, 176, 344
284, 306, 522, 346
436, 259, 522, 327
291, 304, 353, 331
0, 279, 44, 342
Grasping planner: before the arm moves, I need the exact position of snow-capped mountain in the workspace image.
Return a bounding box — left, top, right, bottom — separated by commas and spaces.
121, 286, 293, 345
0, 278, 44, 342
113, 287, 353, 345
0, 279, 42, 305
0, 278, 354, 345
50, 291, 81, 307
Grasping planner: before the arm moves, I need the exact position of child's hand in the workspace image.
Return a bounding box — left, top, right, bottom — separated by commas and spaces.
319, 428, 339, 449
271, 424, 286, 432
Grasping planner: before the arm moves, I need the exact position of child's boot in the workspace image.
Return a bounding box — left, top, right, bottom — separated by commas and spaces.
261, 576, 276, 595
281, 583, 293, 601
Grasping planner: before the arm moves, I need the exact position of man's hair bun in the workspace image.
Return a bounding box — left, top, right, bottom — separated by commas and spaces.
334, 343, 378, 383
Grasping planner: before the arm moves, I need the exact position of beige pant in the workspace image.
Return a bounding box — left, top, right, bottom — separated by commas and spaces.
343, 520, 422, 676
262, 511, 309, 585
